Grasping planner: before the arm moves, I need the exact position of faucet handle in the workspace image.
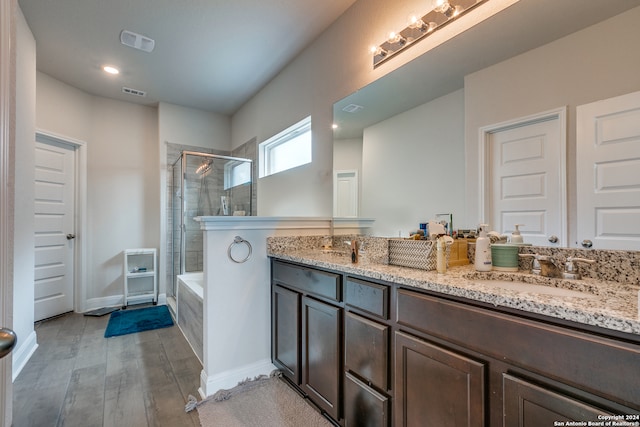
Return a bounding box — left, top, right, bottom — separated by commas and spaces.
518, 253, 540, 274
563, 257, 595, 280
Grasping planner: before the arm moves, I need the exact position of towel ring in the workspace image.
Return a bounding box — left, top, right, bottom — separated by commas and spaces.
228, 236, 252, 263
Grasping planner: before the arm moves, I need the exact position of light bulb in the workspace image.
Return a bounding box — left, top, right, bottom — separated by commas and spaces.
434, 0, 455, 17
408, 14, 428, 32
387, 31, 406, 45
370, 45, 387, 57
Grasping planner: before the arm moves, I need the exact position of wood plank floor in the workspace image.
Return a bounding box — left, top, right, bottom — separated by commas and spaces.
12, 308, 202, 427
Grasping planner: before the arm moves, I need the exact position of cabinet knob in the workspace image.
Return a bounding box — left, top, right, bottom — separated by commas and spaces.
66, 233, 76, 240
548, 235, 559, 243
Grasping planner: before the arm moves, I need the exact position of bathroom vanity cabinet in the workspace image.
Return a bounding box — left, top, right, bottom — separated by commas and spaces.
270, 258, 640, 427
271, 260, 343, 422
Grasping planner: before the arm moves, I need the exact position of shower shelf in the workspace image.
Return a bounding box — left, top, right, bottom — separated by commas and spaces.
123, 248, 158, 308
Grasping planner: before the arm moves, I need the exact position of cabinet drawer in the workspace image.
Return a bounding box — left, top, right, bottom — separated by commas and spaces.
345, 372, 390, 427
272, 261, 341, 302
345, 311, 389, 390
344, 277, 389, 319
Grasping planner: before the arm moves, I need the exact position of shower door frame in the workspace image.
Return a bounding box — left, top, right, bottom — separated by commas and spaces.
171, 151, 253, 296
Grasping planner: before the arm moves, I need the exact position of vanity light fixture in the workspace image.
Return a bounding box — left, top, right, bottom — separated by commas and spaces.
371, 0, 489, 68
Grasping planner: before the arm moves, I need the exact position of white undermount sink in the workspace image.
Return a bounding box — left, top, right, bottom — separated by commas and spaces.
473, 279, 598, 299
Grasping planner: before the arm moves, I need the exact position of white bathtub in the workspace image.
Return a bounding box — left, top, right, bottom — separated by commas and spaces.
177, 272, 203, 299
177, 272, 203, 362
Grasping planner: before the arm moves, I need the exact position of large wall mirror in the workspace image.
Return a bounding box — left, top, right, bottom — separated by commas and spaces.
332, 0, 640, 250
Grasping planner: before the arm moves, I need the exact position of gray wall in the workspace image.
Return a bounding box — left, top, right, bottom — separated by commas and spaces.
362, 89, 465, 237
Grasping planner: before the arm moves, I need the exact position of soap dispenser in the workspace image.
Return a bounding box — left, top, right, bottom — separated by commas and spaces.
474, 224, 492, 272
511, 224, 524, 244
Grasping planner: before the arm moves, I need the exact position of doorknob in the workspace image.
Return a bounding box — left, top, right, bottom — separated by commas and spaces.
66, 233, 76, 240
0, 328, 17, 359
581, 239, 593, 248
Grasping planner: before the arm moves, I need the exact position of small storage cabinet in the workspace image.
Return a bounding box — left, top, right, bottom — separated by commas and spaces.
123, 248, 157, 308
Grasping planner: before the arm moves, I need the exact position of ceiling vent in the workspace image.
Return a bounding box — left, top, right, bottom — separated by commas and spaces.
120, 30, 155, 53
122, 87, 147, 97
342, 104, 364, 113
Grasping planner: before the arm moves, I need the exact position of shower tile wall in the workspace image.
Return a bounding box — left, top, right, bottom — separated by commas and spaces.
166, 140, 257, 298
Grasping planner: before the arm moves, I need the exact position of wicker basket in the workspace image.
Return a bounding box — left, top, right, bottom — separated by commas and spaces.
388, 238, 449, 271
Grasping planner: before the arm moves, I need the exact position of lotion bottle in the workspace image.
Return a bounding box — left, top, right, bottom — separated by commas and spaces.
474, 224, 492, 271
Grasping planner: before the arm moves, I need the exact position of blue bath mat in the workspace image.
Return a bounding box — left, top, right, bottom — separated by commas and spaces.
104, 305, 174, 338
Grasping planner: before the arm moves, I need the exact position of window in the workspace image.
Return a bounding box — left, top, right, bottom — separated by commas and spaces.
224, 160, 251, 189
259, 116, 311, 177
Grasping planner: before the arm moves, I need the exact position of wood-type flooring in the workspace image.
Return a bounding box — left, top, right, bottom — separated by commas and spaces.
12, 308, 202, 426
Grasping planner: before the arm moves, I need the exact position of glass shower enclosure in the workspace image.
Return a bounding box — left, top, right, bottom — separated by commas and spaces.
170, 151, 253, 298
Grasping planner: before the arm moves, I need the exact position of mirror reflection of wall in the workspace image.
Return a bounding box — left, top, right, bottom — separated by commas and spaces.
333, 5, 640, 248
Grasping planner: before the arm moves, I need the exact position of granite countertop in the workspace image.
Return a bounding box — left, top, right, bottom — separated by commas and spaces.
268, 247, 640, 336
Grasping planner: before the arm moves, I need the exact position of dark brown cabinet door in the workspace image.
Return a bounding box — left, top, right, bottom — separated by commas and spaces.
272, 285, 301, 385
345, 372, 390, 427
503, 374, 616, 427
395, 331, 486, 427
303, 296, 342, 421
345, 311, 389, 391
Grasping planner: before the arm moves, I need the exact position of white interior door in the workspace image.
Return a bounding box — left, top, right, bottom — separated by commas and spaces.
333, 170, 358, 217
482, 109, 567, 246
34, 138, 76, 321
576, 90, 640, 250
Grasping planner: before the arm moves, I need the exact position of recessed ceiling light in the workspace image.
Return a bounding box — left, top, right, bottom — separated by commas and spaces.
103, 66, 120, 75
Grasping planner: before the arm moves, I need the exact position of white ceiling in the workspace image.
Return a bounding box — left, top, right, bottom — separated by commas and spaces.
18, 0, 358, 114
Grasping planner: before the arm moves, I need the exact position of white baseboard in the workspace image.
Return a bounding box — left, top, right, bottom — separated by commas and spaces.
83, 293, 167, 312
83, 295, 123, 312
12, 330, 38, 381
198, 359, 278, 399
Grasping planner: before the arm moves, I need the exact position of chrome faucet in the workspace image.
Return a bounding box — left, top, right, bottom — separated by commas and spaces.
534, 255, 563, 278
562, 257, 596, 280
519, 253, 562, 278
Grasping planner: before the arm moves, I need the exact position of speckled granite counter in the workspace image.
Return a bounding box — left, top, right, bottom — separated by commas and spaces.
267, 238, 640, 336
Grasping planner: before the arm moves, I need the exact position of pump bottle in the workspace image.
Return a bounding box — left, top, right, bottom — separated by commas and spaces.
510, 224, 524, 244
474, 224, 492, 272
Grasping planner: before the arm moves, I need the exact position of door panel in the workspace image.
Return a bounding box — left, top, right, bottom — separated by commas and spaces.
302, 296, 341, 421
272, 285, 301, 384
487, 113, 566, 246
503, 374, 613, 427
34, 139, 75, 321
577, 90, 640, 250
394, 331, 486, 427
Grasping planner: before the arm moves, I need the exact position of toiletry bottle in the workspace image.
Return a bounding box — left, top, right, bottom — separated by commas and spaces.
474, 224, 492, 271
436, 236, 447, 274
511, 224, 524, 244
